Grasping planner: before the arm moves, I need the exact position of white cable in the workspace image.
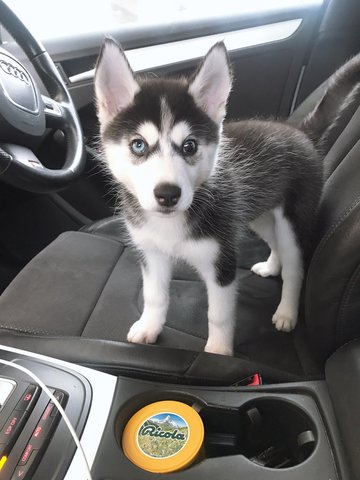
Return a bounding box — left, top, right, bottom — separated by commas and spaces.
0, 359, 93, 480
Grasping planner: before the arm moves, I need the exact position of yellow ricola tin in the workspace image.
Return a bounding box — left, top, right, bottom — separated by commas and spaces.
122, 400, 204, 473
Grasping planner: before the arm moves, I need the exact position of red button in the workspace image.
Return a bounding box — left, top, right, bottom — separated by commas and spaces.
0, 411, 28, 445
30, 424, 45, 449
33, 426, 42, 439
5, 416, 19, 434
0, 414, 20, 440
247, 373, 262, 386
19, 444, 33, 466
42, 403, 54, 421
11, 451, 39, 480
15, 385, 39, 412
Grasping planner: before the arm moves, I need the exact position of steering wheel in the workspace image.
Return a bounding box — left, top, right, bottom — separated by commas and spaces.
0, 0, 86, 193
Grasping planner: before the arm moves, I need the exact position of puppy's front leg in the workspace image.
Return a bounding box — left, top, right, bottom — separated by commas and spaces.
193, 246, 237, 356
204, 276, 237, 356
127, 249, 172, 344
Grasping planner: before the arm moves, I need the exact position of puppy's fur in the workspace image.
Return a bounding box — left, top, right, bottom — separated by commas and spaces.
95, 39, 360, 355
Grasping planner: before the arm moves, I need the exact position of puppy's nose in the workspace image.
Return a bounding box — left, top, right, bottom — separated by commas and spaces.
154, 183, 182, 207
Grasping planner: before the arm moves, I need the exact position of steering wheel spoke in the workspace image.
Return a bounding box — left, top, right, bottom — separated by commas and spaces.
1, 144, 44, 170
42, 95, 64, 128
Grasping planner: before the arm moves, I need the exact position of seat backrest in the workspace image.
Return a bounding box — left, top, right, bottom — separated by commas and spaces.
305, 102, 360, 363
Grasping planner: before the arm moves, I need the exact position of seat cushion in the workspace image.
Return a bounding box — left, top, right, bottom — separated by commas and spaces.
0, 224, 319, 377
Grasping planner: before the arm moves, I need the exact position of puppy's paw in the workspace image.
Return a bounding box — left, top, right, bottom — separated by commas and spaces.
272, 311, 297, 332
251, 261, 280, 278
205, 339, 233, 356
127, 319, 162, 344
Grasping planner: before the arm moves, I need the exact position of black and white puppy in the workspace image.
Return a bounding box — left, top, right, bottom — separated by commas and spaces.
95, 39, 360, 355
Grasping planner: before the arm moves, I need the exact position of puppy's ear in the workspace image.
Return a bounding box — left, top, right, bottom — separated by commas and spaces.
94, 38, 139, 129
189, 42, 232, 124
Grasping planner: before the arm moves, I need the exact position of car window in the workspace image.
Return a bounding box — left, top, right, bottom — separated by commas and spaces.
6, 0, 323, 41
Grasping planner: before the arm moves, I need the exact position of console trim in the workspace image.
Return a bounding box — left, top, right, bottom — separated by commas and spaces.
0, 344, 117, 480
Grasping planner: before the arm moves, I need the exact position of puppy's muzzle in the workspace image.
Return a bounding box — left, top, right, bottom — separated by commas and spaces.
154, 183, 182, 207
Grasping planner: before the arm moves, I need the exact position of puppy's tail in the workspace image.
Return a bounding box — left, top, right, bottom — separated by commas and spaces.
294, 53, 360, 151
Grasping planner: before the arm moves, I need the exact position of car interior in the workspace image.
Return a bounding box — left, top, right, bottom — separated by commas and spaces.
0, 0, 359, 478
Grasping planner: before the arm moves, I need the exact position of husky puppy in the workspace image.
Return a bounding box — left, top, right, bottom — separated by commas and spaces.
95, 39, 360, 355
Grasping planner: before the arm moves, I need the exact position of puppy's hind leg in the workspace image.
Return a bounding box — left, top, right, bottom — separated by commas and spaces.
127, 249, 172, 344
250, 211, 282, 277
272, 207, 304, 332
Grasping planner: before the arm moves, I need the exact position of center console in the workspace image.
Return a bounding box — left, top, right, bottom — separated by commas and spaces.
0, 342, 357, 480
0, 346, 116, 480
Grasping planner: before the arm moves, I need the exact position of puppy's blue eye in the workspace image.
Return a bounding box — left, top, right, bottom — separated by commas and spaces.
131, 139, 147, 155
182, 139, 197, 156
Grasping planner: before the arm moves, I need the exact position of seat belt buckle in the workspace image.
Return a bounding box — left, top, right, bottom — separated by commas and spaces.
232, 373, 262, 387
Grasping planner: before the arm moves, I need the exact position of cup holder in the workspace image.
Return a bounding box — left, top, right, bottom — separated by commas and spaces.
201, 398, 317, 469
116, 392, 317, 473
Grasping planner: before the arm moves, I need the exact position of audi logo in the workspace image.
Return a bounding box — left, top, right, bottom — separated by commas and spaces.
0, 60, 30, 85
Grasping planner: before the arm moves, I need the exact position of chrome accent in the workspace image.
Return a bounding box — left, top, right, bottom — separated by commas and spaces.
0, 53, 39, 114
69, 19, 302, 84
0, 60, 30, 85
290, 64, 306, 115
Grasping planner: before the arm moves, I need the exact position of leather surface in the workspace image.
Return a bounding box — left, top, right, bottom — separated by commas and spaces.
306, 111, 360, 362
325, 340, 360, 478
0, 332, 302, 384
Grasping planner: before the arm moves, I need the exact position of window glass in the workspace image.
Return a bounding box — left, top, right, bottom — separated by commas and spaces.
6, 0, 323, 40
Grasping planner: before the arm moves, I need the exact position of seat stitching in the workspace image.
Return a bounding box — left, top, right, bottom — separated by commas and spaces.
83, 216, 122, 233
83, 216, 132, 245
324, 108, 360, 179
0, 324, 58, 336
336, 263, 360, 346
81, 216, 117, 232
163, 324, 206, 341
77, 230, 124, 247
308, 197, 360, 351
182, 352, 203, 376
309, 196, 360, 270
80, 244, 125, 336
0, 330, 307, 382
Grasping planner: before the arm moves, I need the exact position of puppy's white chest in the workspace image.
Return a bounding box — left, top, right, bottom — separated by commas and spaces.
127, 215, 187, 255
127, 215, 219, 268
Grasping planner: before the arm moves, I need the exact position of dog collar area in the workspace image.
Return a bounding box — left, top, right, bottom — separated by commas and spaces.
122, 400, 204, 473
